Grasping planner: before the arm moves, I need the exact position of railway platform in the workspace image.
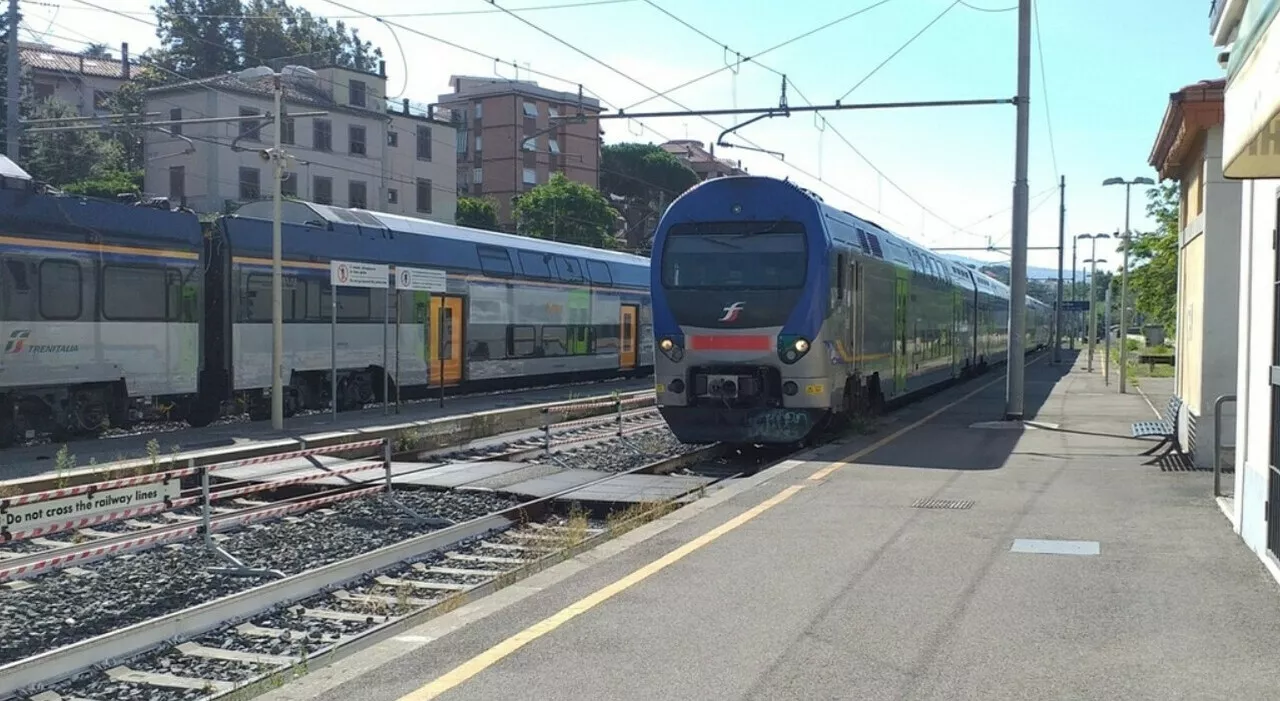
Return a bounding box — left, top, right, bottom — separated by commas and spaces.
0, 378, 654, 482
258, 349, 1280, 701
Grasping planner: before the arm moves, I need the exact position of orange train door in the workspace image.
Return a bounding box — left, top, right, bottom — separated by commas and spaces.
429, 295, 464, 385
619, 304, 638, 370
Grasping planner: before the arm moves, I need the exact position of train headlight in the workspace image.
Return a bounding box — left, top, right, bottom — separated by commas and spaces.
658, 336, 684, 362
776, 334, 812, 364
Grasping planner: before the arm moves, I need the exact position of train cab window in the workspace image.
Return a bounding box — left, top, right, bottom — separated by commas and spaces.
39, 260, 81, 320
553, 256, 583, 283
586, 260, 613, 287
103, 264, 168, 321
518, 251, 552, 279
477, 246, 514, 277
1, 258, 34, 321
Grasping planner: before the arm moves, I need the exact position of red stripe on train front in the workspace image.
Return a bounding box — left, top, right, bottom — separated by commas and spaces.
686, 335, 772, 351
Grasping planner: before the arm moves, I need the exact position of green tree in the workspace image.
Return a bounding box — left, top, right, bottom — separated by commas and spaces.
600, 142, 698, 249
514, 173, 620, 249
83, 43, 113, 59
152, 0, 383, 79
1109, 181, 1177, 333
23, 99, 126, 187
455, 195, 500, 231
0, 4, 23, 156
104, 65, 170, 171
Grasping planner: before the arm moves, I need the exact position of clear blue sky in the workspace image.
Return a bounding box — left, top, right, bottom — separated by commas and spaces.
26, 0, 1221, 274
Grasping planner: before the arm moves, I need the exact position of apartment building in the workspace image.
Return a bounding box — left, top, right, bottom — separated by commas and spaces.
436, 75, 603, 228
19, 41, 132, 116
659, 139, 748, 180
143, 63, 457, 221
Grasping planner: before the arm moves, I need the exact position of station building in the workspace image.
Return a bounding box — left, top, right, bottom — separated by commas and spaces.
1148, 78, 1241, 471
1209, 0, 1280, 577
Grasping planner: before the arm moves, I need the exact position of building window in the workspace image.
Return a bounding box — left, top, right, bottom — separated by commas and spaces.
548, 105, 560, 118
313, 119, 332, 151
387, 188, 398, 204
239, 107, 261, 141
169, 108, 183, 136
239, 167, 261, 200
473, 168, 483, 184
522, 101, 537, 118
280, 171, 297, 197
33, 82, 53, 102
474, 101, 483, 120
93, 90, 112, 112
416, 178, 432, 214
349, 125, 366, 156
475, 135, 482, 152
168, 166, 185, 204
388, 131, 398, 147
313, 175, 333, 205
281, 117, 294, 145
455, 130, 466, 154
349, 79, 366, 108
417, 126, 432, 160
523, 137, 536, 151
549, 138, 561, 154
349, 180, 367, 209
522, 167, 536, 185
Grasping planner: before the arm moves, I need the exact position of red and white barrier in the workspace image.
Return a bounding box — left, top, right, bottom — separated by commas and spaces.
0, 464, 202, 509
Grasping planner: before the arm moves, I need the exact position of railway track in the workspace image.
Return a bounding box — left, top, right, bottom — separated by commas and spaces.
0, 433, 763, 701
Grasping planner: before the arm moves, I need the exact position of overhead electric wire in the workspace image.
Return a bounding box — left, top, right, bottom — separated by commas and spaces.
1032, 0, 1059, 182
641, 0, 1000, 237
623, 0, 902, 112
41, 0, 639, 21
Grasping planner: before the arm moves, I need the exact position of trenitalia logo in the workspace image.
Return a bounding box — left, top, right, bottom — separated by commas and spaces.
4, 329, 79, 354
718, 302, 745, 323
4, 330, 28, 354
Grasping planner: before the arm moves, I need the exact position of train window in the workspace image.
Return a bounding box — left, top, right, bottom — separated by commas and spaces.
244, 272, 302, 322
320, 284, 372, 320
509, 324, 536, 356
835, 254, 846, 295
477, 246, 514, 277
586, 260, 613, 286
541, 325, 568, 356
518, 251, 552, 279
102, 264, 168, 321
554, 256, 584, 283
1, 258, 34, 321
38, 260, 81, 320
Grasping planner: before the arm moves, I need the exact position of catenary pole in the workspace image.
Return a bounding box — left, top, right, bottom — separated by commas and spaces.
1005, 0, 1033, 419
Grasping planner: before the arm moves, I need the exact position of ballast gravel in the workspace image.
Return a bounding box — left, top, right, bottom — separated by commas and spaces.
0, 489, 517, 665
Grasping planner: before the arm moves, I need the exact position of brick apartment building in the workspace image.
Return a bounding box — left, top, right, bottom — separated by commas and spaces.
437, 76, 603, 229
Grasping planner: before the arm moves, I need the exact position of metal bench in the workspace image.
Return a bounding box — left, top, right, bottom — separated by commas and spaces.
1131, 395, 1183, 464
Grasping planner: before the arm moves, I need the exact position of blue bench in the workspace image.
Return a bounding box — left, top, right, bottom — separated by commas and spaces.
1132, 395, 1183, 464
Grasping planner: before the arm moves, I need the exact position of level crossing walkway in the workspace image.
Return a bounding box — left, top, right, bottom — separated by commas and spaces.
259, 350, 1280, 701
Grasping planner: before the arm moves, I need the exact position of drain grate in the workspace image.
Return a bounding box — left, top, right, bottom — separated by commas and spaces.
912, 498, 975, 510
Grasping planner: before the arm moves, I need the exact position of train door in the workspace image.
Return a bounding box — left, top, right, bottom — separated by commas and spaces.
428, 295, 464, 385
951, 290, 962, 375
619, 304, 638, 370
847, 259, 860, 369
568, 289, 591, 355
893, 277, 908, 393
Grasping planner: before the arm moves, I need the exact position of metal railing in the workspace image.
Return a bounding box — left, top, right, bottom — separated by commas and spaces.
1214, 393, 1236, 498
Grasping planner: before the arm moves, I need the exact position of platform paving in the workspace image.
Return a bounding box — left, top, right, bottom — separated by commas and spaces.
0, 378, 653, 481
256, 349, 1280, 701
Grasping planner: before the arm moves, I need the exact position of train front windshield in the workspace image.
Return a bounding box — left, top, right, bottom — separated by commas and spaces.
660, 222, 807, 290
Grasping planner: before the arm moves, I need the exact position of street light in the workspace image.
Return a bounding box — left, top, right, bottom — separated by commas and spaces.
1103, 176, 1157, 394
1078, 233, 1111, 371
236, 67, 289, 430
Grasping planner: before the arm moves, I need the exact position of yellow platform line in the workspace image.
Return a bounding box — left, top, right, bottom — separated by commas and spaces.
396, 484, 805, 701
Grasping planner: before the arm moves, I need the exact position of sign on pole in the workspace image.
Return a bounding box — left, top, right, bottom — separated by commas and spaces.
1058, 300, 1091, 312
331, 260, 389, 289
394, 266, 447, 293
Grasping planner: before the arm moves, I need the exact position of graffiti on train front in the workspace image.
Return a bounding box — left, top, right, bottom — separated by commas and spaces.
744, 409, 811, 442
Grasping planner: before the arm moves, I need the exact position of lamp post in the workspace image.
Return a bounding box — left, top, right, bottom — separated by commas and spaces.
1070, 235, 1078, 349
1078, 233, 1110, 371
1102, 176, 1156, 394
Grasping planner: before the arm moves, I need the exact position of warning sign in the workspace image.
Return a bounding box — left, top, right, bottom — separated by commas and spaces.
1, 481, 180, 532
394, 266, 447, 293
329, 260, 389, 289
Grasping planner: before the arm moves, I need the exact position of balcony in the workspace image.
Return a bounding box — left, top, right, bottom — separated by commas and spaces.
1211, 0, 1224, 34
1210, 0, 1247, 44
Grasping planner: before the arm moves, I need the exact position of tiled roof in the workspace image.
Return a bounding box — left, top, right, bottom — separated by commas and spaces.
19, 42, 130, 79
148, 73, 345, 112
